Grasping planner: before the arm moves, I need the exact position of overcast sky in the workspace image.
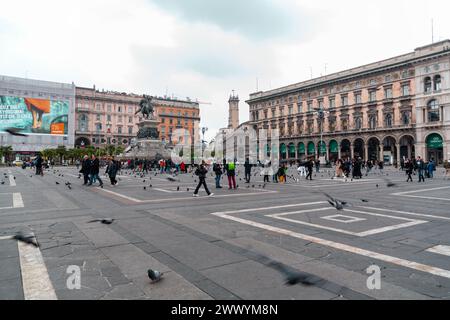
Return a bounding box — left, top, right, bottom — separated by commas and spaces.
1, 0, 450, 140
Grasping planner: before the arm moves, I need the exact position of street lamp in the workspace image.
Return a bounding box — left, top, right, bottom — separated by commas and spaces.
201, 127, 208, 158
315, 107, 329, 162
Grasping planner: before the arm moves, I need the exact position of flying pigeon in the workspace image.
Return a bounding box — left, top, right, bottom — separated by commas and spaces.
254, 252, 324, 286
88, 218, 115, 225
147, 269, 163, 283
4, 127, 28, 137
177, 186, 180, 191
382, 177, 397, 187
322, 192, 349, 211
10, 232, 39, 247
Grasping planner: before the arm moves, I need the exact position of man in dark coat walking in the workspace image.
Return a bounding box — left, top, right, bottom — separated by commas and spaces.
244, 158, 252, 183
105, 157, 119, 186
80, 155, 91, 185
88, 154, 103, 187
306, 159, 314, 181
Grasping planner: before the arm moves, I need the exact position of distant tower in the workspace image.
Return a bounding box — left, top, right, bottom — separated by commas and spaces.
228, 91, 239, 129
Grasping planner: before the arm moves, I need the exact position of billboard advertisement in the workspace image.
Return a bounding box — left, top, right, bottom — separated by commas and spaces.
0, 96, 69, 135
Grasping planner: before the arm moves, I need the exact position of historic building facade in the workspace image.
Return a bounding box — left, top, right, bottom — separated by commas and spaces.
246, 41, 450, 165
74, 86, 200, 148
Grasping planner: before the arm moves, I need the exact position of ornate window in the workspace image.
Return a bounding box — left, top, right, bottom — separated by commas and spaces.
341, 118, 348, 131
369, 115, 377, 129
385, 114, 393, 128
401, 112, 410, 125
79, 114, 88, 132
427, 100, 440, 122
355, 117, 362, 130
434, 75, 442, 91
424, 77, 432, 93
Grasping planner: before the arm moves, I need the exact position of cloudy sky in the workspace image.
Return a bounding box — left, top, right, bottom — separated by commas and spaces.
1, 0, 450, 140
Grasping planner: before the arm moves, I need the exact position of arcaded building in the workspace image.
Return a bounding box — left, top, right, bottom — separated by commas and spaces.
74, 87, 200, 149
246, 41, 450, 165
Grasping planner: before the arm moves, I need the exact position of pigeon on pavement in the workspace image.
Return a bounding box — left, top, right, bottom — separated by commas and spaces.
147, 269, 163, 283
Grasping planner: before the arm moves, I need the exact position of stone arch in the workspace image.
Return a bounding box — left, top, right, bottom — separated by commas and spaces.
399, 134, 415, 160
382, 136, 397, 165
288, 143, 296, 159
425, 132, 444, 164
340, 139, 351, 160
353, 138, 365, 160
367, 137, 380, 161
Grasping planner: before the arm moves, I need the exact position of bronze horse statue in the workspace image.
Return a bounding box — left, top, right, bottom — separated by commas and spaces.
135, 95, 154, 120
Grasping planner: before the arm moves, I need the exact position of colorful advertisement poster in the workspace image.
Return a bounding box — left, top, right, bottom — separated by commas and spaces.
0, 96, 69, 135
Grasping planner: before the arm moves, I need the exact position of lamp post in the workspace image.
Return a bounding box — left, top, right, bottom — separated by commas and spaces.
315, 107, 329, 163
201, 127, 208, 158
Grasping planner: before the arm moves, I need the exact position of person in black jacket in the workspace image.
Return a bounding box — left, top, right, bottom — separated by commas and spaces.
193, 161, 214, 197
405, 159, 414, 182
244, 158, 252, 183
213, 162, 223, 189
305, 159, 314, 181
88, 154, 103, 187
35, 153, 43, 176
79, 155, 91, 185
105, 157, 119, 186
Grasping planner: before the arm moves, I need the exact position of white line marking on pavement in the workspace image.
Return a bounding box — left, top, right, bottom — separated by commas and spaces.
8, 170, 16, 186
359, 206, 450, 221
18, 240, 57, 300
211, 210, 450, 279
13, 193, 24, 208
154, 188, 174, 193
426, 245, 450, 257
0, 235, 12, 240
267, 207, 426, 237
98, 187, 278, 203
392, 186, 450, 196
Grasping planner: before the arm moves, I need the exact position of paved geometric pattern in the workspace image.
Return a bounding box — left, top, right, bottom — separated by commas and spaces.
1, 165, 449, 300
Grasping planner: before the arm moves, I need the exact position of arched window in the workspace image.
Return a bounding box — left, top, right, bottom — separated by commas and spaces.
385, 114, 393, 128
434, 75, 442, 91
424, 77, 432, 93
427, 100, 440, 122
355, 117, 362, 130
369, 116, 377, 129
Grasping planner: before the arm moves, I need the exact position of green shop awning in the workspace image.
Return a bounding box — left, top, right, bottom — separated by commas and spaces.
427, 133, 443, 149
330, 140, 338, 153
280, 144, 287, 154
298, 143, 305, 154
307, 142, 315, 155
319, 141, 326, 154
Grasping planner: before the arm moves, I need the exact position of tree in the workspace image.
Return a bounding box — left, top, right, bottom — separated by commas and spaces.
55, 145, 67, 164
0, 146, 13, 163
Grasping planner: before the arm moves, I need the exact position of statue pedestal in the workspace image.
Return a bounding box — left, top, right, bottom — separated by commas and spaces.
122, 118, 172, 160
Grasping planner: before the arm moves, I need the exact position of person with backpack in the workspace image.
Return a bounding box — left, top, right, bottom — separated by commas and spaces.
226, 160, 237, 189
193, 161, 214, 197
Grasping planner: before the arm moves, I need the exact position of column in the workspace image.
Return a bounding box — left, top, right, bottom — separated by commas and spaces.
379, 145, 384, 162
407, 144, 412, 159
326, 143, 330, 162
350, 143, 355, 160
364, 143, 369, 162
396, 143, 401, 165
338, 143, 342, 160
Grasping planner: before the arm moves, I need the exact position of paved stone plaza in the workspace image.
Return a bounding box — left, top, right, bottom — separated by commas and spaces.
1, 165, 449, 300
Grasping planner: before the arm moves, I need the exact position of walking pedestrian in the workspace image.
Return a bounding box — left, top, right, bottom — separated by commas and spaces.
306, 159, 314, 181
35, 153, 43, 176
105, 157, 119, 186
406, 159, 414, 182
427, 159, 435, 179
213, 162, 223, 189
226, 160, 237, 189
80, 155, 91, 185
244, 158, 252, 183
416, 156, 425, 183
88, 154, 104, 187
193, 161, 214, 197
297, 161, 306, 177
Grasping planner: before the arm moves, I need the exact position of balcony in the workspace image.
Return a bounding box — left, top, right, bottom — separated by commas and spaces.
76, 106, 90, 112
